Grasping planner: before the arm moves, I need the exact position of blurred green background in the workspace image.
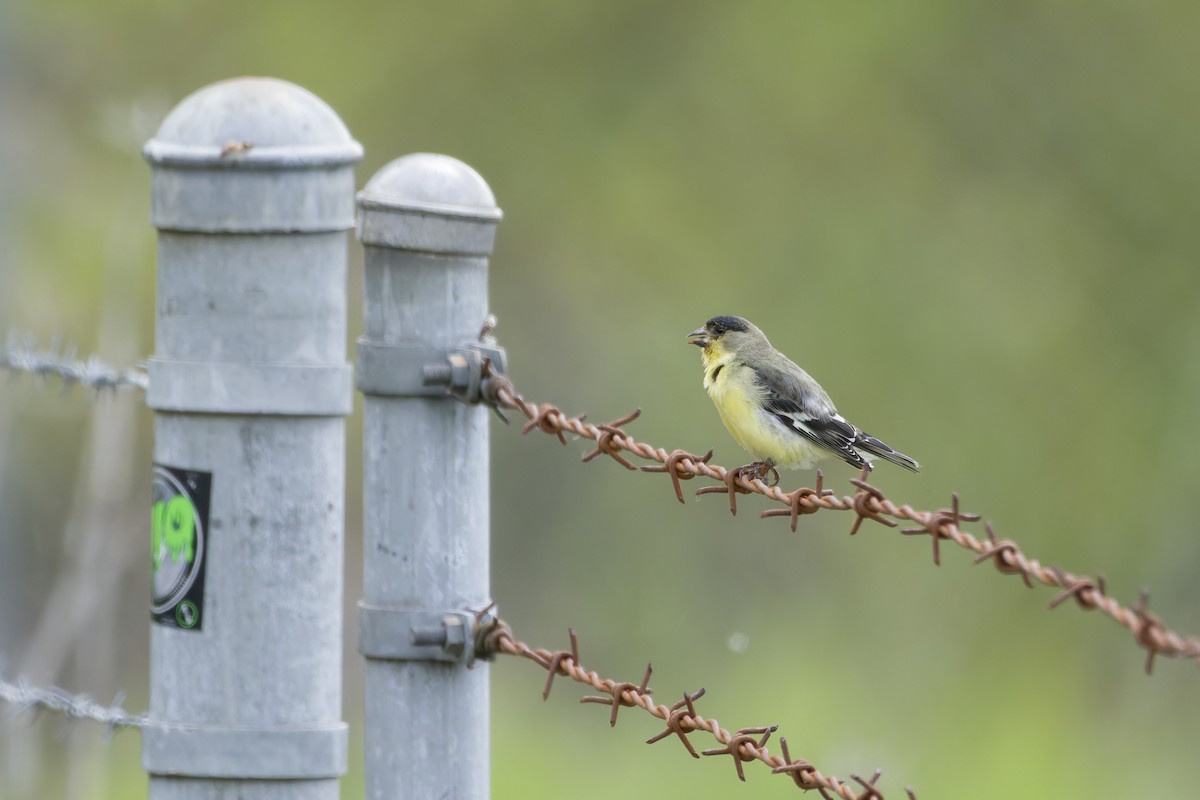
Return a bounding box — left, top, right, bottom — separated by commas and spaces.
3, 1, 1200, 798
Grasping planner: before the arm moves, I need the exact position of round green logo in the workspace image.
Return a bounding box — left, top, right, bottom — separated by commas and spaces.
175, 600, 200, 629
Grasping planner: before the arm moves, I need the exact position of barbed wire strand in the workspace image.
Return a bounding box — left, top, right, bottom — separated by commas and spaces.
1, 336, 148, 392
5, 627, 921, 799
0, 675, 147, 734
484, 374, 1200, 674
476, 616, 917, 799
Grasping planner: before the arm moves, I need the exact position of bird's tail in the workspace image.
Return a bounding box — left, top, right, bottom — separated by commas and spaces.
856, 434, 920, 473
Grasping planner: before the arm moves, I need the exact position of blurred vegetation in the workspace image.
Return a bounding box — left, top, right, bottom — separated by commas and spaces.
3, 1, 1200, 798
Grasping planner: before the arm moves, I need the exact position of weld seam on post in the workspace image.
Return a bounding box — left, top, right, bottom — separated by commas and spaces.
141, 723, 348, 779
146, 358, 353, 415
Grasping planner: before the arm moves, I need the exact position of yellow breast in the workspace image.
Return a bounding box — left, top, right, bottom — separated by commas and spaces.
703, 358, 824, 468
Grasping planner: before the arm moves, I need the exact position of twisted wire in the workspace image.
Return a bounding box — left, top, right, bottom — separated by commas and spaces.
1, 336, 148, 392
0, 675, 146, 733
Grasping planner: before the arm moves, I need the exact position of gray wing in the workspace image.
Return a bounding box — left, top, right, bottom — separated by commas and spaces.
754, 354, 920, 473
753, 357, 871, 470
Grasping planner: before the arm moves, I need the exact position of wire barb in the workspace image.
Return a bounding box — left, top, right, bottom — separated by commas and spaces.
701, 725, 778, 782
580, 663, 653, 727
849, 470, 900, 536
973, 522, 1034, 588
899, 493, 979, 565
760, 469, 832, 532
539, 628, 582, 700
1130, 589, 1171, 675
646, 688, 707, 757
852, 769, 886, 800
641, 449, 714, 504
695, 465, 758, 516
581, 409, 642, 469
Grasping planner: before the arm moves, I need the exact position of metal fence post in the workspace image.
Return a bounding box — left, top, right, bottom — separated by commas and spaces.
356, 154, 502, 800
141, 77, 362, 800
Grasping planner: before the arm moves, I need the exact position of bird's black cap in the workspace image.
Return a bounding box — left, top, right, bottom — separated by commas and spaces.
706, 315, 751, 334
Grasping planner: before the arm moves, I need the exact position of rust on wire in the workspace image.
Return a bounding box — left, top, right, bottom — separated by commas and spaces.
645, 688, 707, 757
539, 628, 581, 700
853, 770, 885, 800
848, 471, 900, 536
899, 493, 979, 565
485, 379, 1200, 673
973, 522, 1034, 588
1047, 566, 1104, 611
760, 470, 833, 532
1131, 589, 1169, 676
641, 448, 714, 504
695, 467, 756, 516
582, 409, 643, 470
580, 663, 653, 727
702, 725, 778, 782
478, 618, 897, 798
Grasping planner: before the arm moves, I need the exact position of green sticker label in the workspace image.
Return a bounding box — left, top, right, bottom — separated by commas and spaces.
151, 465, 211, 630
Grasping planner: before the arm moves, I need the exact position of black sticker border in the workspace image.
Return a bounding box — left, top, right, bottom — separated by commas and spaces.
151, 464, 211, 631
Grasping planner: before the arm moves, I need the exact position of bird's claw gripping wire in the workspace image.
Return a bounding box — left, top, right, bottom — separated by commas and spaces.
696, 461, 778, 516
742, 460, 781, 487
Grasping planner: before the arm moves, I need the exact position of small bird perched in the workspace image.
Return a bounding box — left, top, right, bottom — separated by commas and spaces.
688, 315, 919, 476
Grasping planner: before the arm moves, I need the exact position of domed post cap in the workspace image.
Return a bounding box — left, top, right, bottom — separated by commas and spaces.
144, 77, 363, 232
357, 153, 502, 256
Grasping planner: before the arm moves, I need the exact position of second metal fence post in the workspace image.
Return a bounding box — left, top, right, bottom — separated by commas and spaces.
356, 153, 502, 800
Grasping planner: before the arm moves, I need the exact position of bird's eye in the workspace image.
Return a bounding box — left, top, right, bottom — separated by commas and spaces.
712, 325, 725, 335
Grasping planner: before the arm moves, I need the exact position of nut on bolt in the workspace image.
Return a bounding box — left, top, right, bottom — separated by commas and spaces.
421, 350, 480, 400
422, 345, 503, 403
447, 352, 475, 397
421, 353, 474, 392
410, 615, 467, 659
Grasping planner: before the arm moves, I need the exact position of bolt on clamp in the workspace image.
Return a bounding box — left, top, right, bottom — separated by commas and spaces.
355, 314, 508, 408
420, 341, 508, 404
359, 601, 497, 667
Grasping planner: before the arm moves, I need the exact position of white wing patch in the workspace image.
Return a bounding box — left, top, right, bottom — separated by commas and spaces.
767, 400, 871, 471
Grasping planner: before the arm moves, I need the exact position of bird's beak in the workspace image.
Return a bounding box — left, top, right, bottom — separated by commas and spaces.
687, 327, 708, 348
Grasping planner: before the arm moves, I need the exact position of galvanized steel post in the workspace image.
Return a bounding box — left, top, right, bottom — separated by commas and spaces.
142, 77, 361, 800
356, 154, 502, 800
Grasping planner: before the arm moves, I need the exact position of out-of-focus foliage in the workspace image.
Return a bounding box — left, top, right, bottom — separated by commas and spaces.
3, 2, 1200, 798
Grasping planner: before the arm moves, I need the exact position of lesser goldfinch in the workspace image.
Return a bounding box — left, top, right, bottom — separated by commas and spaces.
688, 315, 919, 474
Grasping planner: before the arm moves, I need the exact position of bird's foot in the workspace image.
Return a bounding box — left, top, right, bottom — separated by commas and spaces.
698, 460, 776, 517
734, 460, 780, 487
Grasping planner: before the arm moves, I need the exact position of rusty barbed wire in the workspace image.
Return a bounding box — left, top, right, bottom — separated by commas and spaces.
1, 335, 149, 393
0, 674, 147, 734
475, 615, 917, 799
483, 374, 1200, 674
